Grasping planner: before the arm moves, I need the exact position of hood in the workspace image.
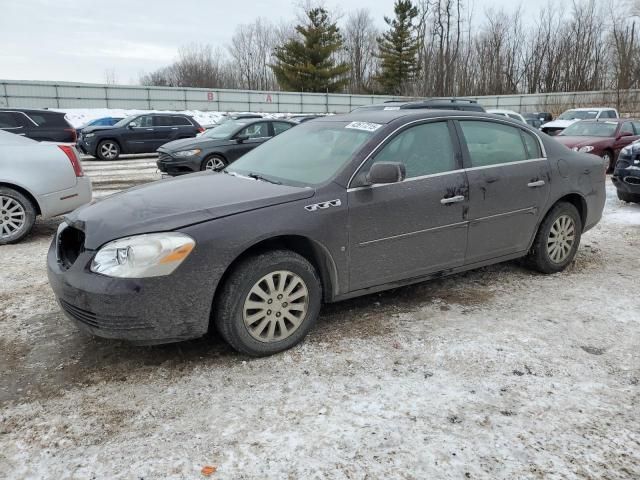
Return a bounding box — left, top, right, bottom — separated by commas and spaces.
65, 172, 315, 249
555, 136, 610, 149
541, 119, 578, 129
82, 125, 119, 134
158, 136, 229, 152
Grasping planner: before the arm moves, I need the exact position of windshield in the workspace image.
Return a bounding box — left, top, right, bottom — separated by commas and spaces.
227, 121, 377, 185
558, 110, 599, 120
202, 120, 250, 139
560, 121, 618, 137
113, 115, 138, 128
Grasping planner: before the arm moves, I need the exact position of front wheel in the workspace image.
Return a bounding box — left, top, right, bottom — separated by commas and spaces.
602, 150, 614, 173
96, 140, 120, 161
214, 250, 322, 356
0, 188, 36, 245
617, 190, 640, 203
201, 155, 227, 172
525, 202, 582, 274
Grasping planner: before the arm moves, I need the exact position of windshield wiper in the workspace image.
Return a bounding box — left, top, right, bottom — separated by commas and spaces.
248, 172, 281, 185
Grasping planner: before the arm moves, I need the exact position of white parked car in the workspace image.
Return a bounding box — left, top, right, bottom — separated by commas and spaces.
541, 108, 619, 136
487, 109, 527, 123
0, 130, 92, 244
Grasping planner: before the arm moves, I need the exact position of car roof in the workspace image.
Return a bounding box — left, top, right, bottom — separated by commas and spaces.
0, 108, 65, 115
0, 130, 37, 145
568, 107, 616, 111
488, 109, 521, 114
316, 109, 504, 125
572, 119, 627, 123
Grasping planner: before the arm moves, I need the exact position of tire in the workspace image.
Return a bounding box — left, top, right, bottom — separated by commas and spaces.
214, 250, 322, 356
0, 187, 37, 245
617, 190, 640, 203
201, 154, 227, 172
525, 202, 582, 274
96, 140, 120, 161
602, 150, 614, 173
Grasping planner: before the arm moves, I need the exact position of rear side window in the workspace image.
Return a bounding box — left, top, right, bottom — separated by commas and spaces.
273, 122, 293, 135
368, 121, 456, 178
28, 112, 69, 127
153, 115, 174, 127
601, 110, 617, 119
459, 121, 529, 167
171, 116, 192, 126
0, 112, 20, 128
522, 130, 542, 158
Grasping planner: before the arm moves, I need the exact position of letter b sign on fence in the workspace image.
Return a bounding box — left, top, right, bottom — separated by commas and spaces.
207, 92, 215, 102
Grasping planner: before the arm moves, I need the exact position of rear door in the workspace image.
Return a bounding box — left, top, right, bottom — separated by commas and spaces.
152, 115, 176, 148
225, 121, 272, 161
347, 120, 469, 291
457, 119, 550, 264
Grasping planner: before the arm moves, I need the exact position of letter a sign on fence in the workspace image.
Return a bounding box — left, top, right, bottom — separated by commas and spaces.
266, 94, 272, 103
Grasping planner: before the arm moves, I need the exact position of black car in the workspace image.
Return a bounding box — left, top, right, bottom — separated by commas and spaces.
352, 98, 485, 113
49, 110, 605, 356
77, 113, 203, 161
612, 142, 640, 203
0, 108, 76, 143
157, 118, 295, 175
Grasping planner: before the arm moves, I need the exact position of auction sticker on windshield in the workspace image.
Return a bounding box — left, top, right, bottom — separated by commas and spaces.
345, 121, 382, 132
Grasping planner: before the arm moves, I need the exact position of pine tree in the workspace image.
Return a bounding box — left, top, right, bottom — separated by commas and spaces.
376, 0, 421, 95
271, 8, 349, 92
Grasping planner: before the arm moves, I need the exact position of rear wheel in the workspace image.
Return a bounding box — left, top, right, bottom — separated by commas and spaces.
214, 250, 322, 356
525, 202, 582, 274
96, 140, 120, 161
0, 188, 36, 245
617, 190, 640, 203
202, 154, 227, 172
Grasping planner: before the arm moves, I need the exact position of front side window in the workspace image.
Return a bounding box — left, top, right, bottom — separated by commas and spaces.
273, 122, 293, 135
240, 122, 269, 139
364, 121, 456, 178
137, 116, 153, 127
620, 122, 634, 136
459, 120, 529, 167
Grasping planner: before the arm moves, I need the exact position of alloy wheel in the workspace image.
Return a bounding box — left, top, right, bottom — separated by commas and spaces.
100, 142, 118, 160
547, 214, 576, 263
242, 270, 309, 343
602, 153, 611, 172
0, 196, 26, 239
205, 157, 226, 171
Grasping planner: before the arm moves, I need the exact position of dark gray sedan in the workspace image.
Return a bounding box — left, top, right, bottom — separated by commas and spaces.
157, 118, 295, 175
48, 110, 606, 356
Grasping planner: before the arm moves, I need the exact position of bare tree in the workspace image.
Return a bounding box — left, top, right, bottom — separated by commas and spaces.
228, 18, 279, 90
104, 68, 118, 85
343, 9, 379, 93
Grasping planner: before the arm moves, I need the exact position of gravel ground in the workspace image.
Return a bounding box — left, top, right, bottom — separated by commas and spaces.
0, 170, 639, 479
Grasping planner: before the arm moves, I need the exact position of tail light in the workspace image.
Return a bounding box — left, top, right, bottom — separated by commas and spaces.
65, 128, 77, 143
197, 127, 205, 133
58, 145, 84, 177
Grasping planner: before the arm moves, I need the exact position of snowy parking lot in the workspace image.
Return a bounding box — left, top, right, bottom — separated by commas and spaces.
1, 161, 639, 478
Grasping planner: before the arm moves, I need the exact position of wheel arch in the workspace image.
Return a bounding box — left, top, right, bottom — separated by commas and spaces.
0, 182, 41, 215
213, 235, 339, 308
541, 192, 587, 232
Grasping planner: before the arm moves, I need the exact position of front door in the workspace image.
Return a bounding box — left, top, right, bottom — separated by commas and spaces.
347, 120, 469, 291
456, 119, 551, 264
226, 122, 272, 161
124, 115, 156, 153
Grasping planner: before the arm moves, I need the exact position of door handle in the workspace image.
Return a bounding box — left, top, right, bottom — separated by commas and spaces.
527, 180, 545, 188
146, 128, 154, 131
440, 195, 465, 205
171, 127, 178, 130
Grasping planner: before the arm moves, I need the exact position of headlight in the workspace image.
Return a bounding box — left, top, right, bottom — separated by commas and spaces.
85, 133, 95, 138
571, 147, 579, 152
578, 146, 594, 153
621, 142, 640, 156
173, 149, 201, 157
90, 233, 195, 278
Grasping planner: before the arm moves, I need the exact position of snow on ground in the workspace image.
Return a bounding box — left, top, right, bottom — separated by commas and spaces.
0, 176, 639, 479
54, 108, 292, 128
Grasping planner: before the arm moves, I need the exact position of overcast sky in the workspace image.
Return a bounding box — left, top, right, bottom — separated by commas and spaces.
1, 0, 533, 85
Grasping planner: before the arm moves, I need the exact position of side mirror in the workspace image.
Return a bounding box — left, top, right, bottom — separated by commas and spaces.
235, 134, 249, 143
366, 162, 406, 185
128, 122, 137, 129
